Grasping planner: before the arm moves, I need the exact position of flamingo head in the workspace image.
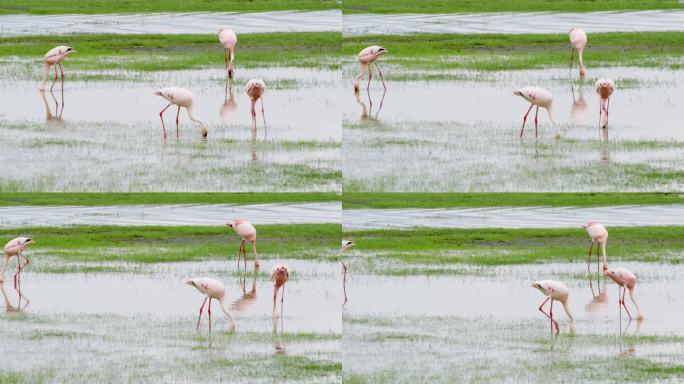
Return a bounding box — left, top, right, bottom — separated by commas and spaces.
579, 65, 587, 76
182, 277, 195, 286
341, 240, 355, 252
227, 64, 234, 79
582, 222, 594, 229
376, 47, 388, 56
199, 123, 208, 138
24, 238, 35, 246
65, 47, 76, 56
226, 219, 242, 228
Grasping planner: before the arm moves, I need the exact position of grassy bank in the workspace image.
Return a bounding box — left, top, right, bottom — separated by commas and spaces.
0, 32, 342, 71
343, 0, 684, 13
343, 193, 684, 209
0, 224, 340, 263
0, 0, 338, 15
0, 192, 338, 206
344, 226, 684, 267
344, 32, 684, 71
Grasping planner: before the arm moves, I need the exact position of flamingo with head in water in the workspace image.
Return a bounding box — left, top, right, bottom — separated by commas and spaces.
271, 265, 289, 316
246, 79, 266, 126
354, 46, 388, 93
595, 78, 615, 129
227, 219, 259, 268
604, 267, 643, 321
40, 46, 76, 91
532, 280, 575, 334
569, 28, 587, 77
514, 87, 561, 139
155, 87, 208, 140
584, 222, 608, 275
2, 237, 35, 289
218, 28, 237, 79
184, 277, 236, 333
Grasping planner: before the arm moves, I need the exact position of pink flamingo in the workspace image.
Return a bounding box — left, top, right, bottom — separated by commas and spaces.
271, 265, 289, 316
532, 280, 574, 334
40, 46, 76, 91
569, 28, 587, 77
514, 87, 561, 139
218, 28, 237, 79
227, 219, 259, 268
155, 87, 208, 140
341, 240, 354, 305
246, 79, 266, 125
184, 277, 236, 332
595, 79, 615, 129
604, 267, 643, 320
584, 222, 608, 274
1, 237, 34, 289
353, 46, 388, 93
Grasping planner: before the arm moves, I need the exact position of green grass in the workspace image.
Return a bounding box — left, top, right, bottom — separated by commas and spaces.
344, 32, 684, 71
0, 0, 338, 14
0, 224, 340, 263
0, 192, 338, 206
343, 0, 684, 13
343, 192, 684, 209
345, 226, 684, 267
0, 32, 341, 71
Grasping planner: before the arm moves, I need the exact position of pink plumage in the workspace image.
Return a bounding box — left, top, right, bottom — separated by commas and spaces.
1, 237, 34, 288
184, 277, 236, 332
40, 46, 76, 91
605, 267, 643, 320
218, 28, 237, 78
513, 86, 560, 139
354, 45, 388, 92
569, 28, 587, 76
227, 219, 260, 268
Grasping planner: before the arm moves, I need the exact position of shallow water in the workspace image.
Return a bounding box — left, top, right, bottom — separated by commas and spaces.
2, 259, 340, 333
346, 262, 684, 334
343, 67, 684, 192
344, 10, 684, 36
343, 204, 684, 230
0, 10, 341, 36
0, 66, 341, 192
344, 262, 684, 382
0, 259, 341, 382
0, 202, 340, 227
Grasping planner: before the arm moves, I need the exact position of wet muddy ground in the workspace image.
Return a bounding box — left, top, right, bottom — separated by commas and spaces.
0, 259, 342, 383
343, 67, 684, 192
344, 262, 684, 383
0, 65, 341, 192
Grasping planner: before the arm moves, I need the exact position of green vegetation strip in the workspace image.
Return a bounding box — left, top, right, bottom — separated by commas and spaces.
0, 192, 338, 206
0, 0, 337, 15
0, 32, 341, 71
343, 0, 684, 13
344, 32, 684, 70
0, 224, 340, 263
343, 192, 684, 209
345, 226, 684, 266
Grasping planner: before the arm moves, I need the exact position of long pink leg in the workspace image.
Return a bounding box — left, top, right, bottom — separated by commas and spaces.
520, 104, 534, 138
375, 63, 386, 90
159, 103, 172, 139
621, 286, 632, 320
534, 106, 539, 138
207, 298, 212, 333
605, 97, 610, 128
175, 105, 181, 139
549, 299, 559, 333
538, 297, 552, 331
196, 297, 208, 331
367, 67, 372, 91
58, 63, 64, 91
243, 241, 247, 273
587, 241, 594, 275
50, 65, 58, 91
570, 47, 574, 69
596, 243, 601, 276
250, 99, 257, 118
342, 261, 348, 305
272, 285, 279, 315
280, 284, 285, 317
260, 98, 266, 126
237, 240, 244, 269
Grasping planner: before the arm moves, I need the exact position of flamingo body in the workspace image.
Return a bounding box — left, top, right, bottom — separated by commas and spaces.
40, 46, 76, 91
595, 78, 615, 129
584, 222, 608, 272
532, 280, 574, 333
227, 219, 259, 267
184, 277, 236, 332
513, 86, 560, 139
569, 28, 587, 76
155, 87, 207, 139
218, 28, 237, 78
271, 265, 289, 315
605, 267, 643, 320
354, 46, 388, 92
1, 237, 34, 288
245, 79, 266, 122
